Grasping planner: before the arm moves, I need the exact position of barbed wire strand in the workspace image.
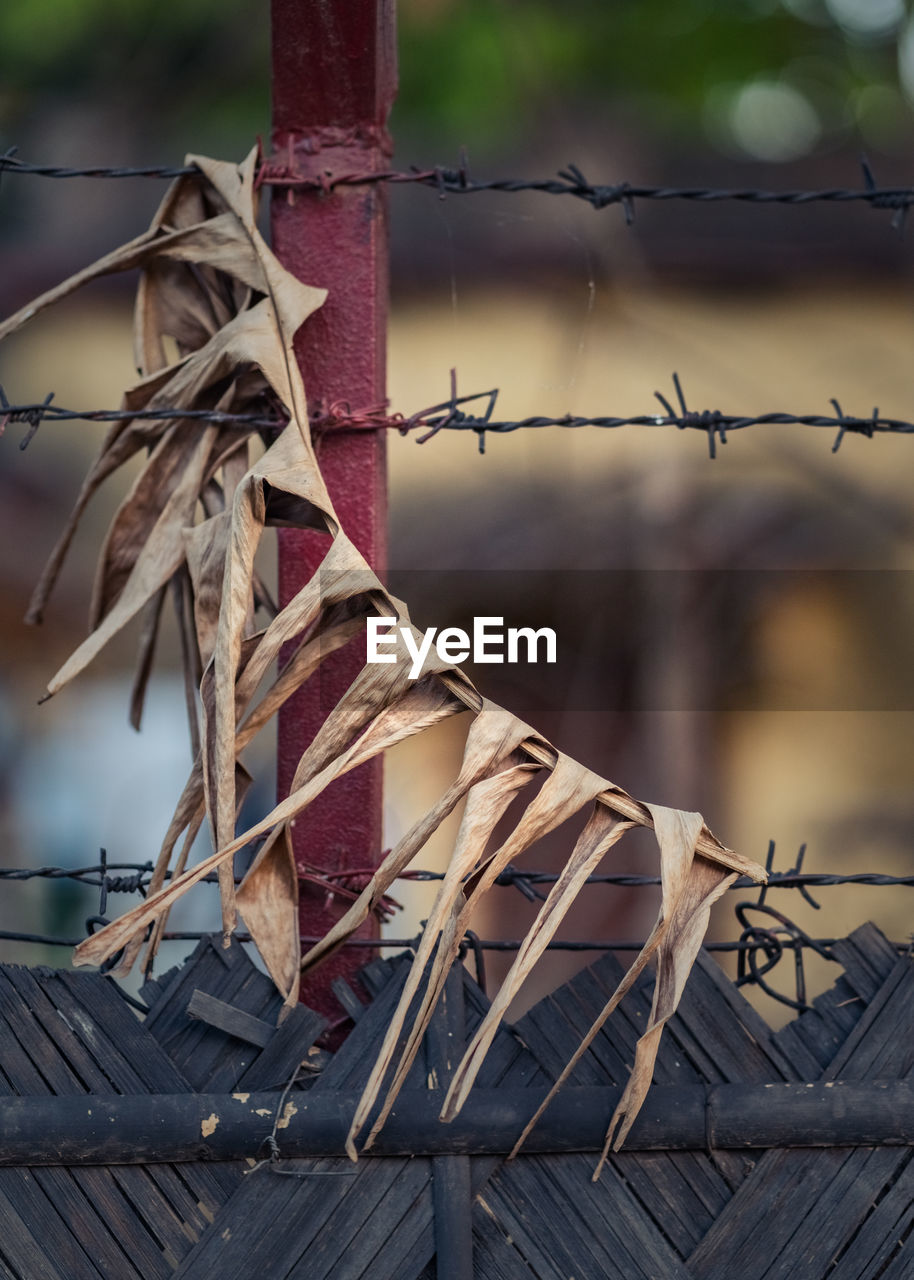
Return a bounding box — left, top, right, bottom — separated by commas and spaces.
1, 150, 912, 225
4, 839, 910, 1010
0, 375, 900, 458
0, 928, 905, 955
4, 859, 914, 893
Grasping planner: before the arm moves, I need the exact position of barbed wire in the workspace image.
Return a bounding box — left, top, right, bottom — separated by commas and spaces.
0, 385, 283, 450
0, 921, 909, 1016
4, 855, 913, 898
0, 374, 903, 458
0, 928, 902, 954
0, 151, 195, 181
3, 840, 909, 1010
1, 150, 911, 227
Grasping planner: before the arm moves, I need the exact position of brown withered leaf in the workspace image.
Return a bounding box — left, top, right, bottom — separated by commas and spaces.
236, 822, 300, 1016
440, 803, 636, 1121
355, 751, 621, 1155
353, 757, 542, 1159
128, 587, 166, 732
183, 514, 232, 668
46, 422, 218, 697
507, 804, 737, 1174
74, 671, 470, 969
89, 420, 212, 630
26, 415, 175, 626
300, 701, 535, 975
3, 149, 766, 1167
171, 568, 203, 754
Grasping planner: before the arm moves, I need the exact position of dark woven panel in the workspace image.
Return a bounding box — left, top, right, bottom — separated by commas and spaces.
0, 965, 229, 1278
0, 925, 909, 1279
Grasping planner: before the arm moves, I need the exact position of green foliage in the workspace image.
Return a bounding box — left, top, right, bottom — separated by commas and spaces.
0, 0, 911, 157
393, 0, 911, 151
0, 0, 269, 150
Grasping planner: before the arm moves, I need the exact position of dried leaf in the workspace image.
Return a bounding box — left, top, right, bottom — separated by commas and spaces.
128, 586, 166, 732
598, 807, 737, 1166
440, 804, 636, 1121
3, 150, 767, 1162
73, 673, 467, 970
44, 423, 217, 697
183, 514, 231, 668
351, 758, 540, 1159
89, 421, 210, 630
355, 752, 614, 1155
236, 822, 300, 1015
507, 804, 737, 1172
26, 416, 172, 625
300, 701, 534, 974
171, 569, 203, 756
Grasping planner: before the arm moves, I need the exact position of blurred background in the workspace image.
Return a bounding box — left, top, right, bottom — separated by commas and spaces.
1, 0, 914, 1019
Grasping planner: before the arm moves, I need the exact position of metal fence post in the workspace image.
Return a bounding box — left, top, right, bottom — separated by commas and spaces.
270, 0, 396, 1018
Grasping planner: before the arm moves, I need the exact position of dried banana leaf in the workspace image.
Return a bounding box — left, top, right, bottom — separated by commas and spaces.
2, 148, 766, 1167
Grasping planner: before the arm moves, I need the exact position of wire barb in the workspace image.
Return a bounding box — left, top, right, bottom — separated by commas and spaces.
861, 154, 908, 233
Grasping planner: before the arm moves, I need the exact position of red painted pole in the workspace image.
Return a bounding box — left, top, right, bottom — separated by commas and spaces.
270, 1, 396, 1020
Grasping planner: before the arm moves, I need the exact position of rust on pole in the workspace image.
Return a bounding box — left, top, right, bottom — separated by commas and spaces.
270, 0, 397, 1021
